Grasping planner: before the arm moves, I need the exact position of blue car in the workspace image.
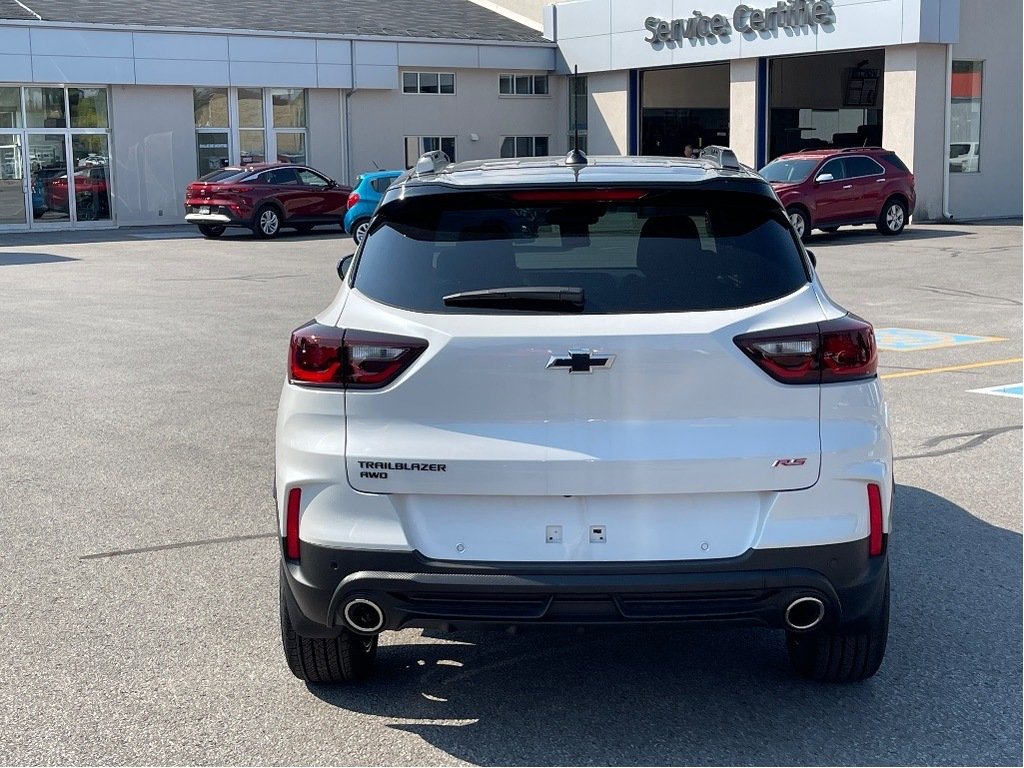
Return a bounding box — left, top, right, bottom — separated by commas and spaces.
343, 170, 403, 244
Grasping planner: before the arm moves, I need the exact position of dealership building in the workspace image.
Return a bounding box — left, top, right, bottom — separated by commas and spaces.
0, 0, 1019, 231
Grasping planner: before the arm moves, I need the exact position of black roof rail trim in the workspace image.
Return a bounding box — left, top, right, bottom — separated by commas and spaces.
837, 146, 887, 152
698, 145, 741, 171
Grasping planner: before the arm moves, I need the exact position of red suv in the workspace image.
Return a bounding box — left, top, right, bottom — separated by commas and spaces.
760, 148, 915, 240
184, 163, 352, 239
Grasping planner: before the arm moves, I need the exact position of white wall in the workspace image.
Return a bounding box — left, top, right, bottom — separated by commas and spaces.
307, 89, 345, 183
587, 70, 630, 154
947, 0, 1022, 220
347, 68, 565, 179
110, 85, 197, 226
729, 59, 758, 167
552, 0, 959, 73
882, 43, 948, 220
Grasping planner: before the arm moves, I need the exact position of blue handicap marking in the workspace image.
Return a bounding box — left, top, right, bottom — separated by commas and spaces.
969, 383, 1024, 399
875, 327, 1004, 352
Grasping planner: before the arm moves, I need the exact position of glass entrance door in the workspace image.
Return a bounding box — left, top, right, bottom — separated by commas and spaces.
70, 134, 111, 221
29, 133, 71, 223
0, 133, 27, 225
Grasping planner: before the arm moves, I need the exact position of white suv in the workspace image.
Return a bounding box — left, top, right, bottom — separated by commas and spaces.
275, 149, 893, 684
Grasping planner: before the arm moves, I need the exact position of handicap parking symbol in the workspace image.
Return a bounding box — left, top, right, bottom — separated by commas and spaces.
969, 383, 1024, 399
875, 328, 1004, 352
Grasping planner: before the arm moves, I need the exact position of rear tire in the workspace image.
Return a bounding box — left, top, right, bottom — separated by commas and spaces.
254, 204, 282, 239
198, 224, 225, 239
787, 206, 810, 242
877, 198, 907, 236
786, 568, 889, 682
279, 573, 378, 684
352, 218, 371, 244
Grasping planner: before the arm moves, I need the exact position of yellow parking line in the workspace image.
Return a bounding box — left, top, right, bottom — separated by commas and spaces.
881, 357, 1023, 380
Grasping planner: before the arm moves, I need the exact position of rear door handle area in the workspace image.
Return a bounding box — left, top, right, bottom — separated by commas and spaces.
842, 185, 853, 190
876, 178, 887, 183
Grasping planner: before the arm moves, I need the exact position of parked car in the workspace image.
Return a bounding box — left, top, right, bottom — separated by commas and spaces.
184, 163, 352, 239
948, 142, 979, 173
275, 149, 893, 685
344, 170, 403, 244
45, 167, 109, 220
760, 147, 915, 240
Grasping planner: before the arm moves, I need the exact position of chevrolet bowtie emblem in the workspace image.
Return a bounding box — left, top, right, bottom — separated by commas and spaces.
546, 350, 615, 374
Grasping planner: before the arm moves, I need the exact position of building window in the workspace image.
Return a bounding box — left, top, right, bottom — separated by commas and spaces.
949, 61, 982, 173
500, 136, 549, 158
402, 72, 456, 95
499, 74, 549, 96
193, 88, 307, 175
568, 75, 588, 154
0, 85, 113, 225
405, 136, 456, 168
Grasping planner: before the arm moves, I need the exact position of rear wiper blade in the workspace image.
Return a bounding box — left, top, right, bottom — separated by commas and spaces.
443, 286, 585, 312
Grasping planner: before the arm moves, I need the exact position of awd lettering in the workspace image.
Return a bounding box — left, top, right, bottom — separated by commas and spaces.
360, 470, 389, 479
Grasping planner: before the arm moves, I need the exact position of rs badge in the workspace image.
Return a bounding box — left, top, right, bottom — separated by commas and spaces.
772, 458, 807, 467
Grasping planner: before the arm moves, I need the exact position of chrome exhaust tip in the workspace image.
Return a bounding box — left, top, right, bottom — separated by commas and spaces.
343, 598, 385, 634
784, 596, 825, 631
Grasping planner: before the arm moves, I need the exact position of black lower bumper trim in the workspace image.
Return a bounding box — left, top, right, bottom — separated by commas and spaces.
281, 538, 887, 637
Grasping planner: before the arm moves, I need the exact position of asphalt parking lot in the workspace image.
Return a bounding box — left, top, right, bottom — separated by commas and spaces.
0, 220, 1021, 766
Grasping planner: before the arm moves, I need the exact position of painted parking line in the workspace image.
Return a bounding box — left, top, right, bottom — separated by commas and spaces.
880, 357, 1023, 380
875, 327, 1005, 351
968, 383, 1024, 399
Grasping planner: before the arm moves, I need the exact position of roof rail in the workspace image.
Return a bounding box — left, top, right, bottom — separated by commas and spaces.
698, 145, 741, 171
838, 146, 885, 152
413, 150, 451, 176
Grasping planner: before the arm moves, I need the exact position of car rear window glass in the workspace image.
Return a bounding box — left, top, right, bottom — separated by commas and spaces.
882, 152, 909, 172
198, 169, 246, 183
759, 158, 818, 183
353, 190, 808, 314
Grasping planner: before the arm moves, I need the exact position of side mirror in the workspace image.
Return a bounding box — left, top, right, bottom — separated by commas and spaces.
806, 250, 817, 268
814, 173, 834, 184
336, 255, 354, 281
326, 179, 338, 189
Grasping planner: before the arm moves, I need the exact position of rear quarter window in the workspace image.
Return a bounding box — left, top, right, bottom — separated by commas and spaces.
354, 190, 809, 314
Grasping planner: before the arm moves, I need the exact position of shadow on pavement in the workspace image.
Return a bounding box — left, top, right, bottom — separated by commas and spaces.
0, 225, 348, 248
309, 485, 1022, 766
810, 226, 974, 244
0, 252, 79, 266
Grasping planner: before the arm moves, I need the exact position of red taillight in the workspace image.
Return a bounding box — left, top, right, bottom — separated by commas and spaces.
734, 315, 877, 385
867, 483, 884, 556
288, 322, 427, 389
346, 191, 360, 210
285, 487, 301, 560
506, 188, 649, 203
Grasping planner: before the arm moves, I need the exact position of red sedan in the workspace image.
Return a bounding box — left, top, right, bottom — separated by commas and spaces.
184, 163, 352, 239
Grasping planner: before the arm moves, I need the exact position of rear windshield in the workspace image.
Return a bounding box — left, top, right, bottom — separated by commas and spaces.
353, 190, 808, 314
882, 152, 910, 171
198, 169, 247, 183
759, 158, 819, 183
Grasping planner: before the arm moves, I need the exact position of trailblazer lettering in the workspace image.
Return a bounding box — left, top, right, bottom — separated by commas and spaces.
356, 461, 447, 472
644, 0, 834, 44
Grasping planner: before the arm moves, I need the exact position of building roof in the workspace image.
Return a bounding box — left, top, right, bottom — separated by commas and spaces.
0, 0, 39, 21
1, 0, 549, 42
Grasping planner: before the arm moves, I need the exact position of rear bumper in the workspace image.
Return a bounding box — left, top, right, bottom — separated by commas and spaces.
184, 203, 250, 227
281, 538, 888, 638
